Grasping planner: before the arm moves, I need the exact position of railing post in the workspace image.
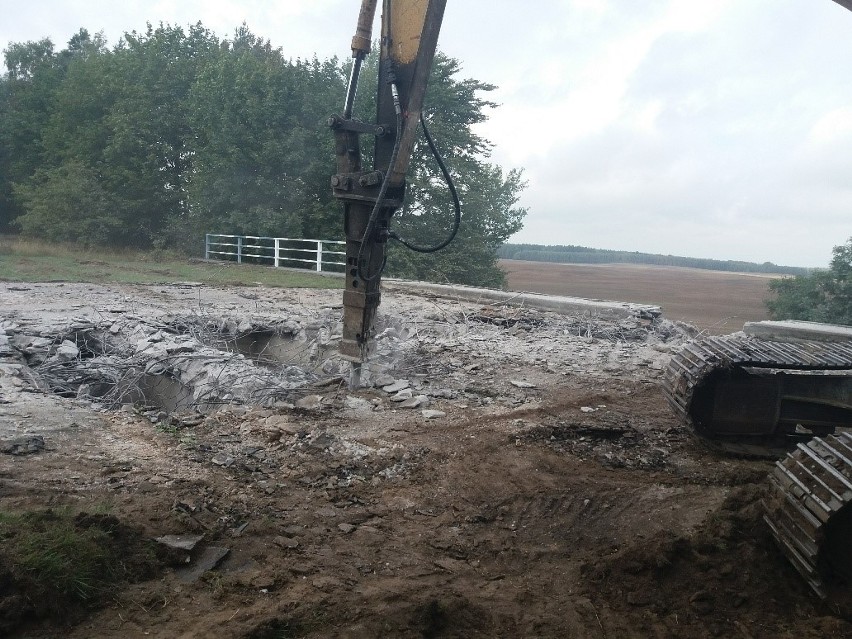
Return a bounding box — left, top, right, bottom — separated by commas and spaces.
316, 241, 323, 272
237, 236, 243, 264
205, 234, 210, 259
274, 238, 280, 267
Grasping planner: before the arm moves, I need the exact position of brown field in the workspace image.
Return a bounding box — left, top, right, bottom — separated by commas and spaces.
501, 259, 785, 334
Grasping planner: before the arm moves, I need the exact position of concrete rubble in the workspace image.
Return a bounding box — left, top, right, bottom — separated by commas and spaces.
0, 282, 691, 482
0, 283, 685, 425
1, 435, 46, 455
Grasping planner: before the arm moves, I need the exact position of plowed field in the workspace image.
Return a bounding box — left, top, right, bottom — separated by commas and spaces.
501, 260, 781, 334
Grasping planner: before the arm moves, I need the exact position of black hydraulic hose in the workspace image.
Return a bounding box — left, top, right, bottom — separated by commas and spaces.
388, 112, 461, 253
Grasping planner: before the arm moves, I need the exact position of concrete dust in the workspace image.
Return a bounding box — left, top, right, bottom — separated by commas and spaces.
0, 282, 848, 638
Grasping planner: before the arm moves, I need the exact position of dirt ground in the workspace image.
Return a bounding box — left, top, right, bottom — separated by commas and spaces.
0, 282, 849, 638
500, 260, 778, 334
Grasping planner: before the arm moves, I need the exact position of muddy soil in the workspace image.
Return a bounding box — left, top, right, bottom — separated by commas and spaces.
0, 282, 848, 638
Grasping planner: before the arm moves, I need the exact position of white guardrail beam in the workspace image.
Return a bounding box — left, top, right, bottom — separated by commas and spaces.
205, 234, 346, 273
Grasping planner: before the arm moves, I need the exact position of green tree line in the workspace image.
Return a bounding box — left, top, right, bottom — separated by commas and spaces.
0, 24, 526, 286
498, 243, 808, 276
766, 237, 852, 326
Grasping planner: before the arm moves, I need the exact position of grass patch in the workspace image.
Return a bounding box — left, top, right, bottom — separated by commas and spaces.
0, 236, 342, 289
0, 508, 161, 633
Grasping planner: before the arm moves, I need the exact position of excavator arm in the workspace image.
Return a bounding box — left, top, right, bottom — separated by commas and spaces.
330, 0, 447, 385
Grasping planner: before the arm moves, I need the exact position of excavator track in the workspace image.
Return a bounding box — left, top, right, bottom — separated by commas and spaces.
663, 332, 852, 456
764, 432, 852, 597
663, 322, 852, 597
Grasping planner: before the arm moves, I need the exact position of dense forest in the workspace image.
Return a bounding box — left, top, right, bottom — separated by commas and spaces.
498, 243, 809, 276
0, 24, 526, 287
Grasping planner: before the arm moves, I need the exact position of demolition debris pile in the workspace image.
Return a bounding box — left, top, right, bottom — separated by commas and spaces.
0, 282, 685, 425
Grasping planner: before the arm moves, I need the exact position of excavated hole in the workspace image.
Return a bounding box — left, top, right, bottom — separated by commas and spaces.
165, 315, 341, 373
187, 314, 418, 380
17, 319, 329, 416
85, 371, 196, 414
11, 311, 423, 419
218, 329, 335, 370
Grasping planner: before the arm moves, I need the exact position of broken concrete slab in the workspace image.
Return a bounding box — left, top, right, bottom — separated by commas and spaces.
397, 395, 427, 409
743, 320, 852, 343
176, 545, 230, 583
155, 534, 205, 552
382, 380, 410, 394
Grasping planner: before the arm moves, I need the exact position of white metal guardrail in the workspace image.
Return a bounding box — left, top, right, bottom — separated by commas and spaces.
205, 234, 346, 273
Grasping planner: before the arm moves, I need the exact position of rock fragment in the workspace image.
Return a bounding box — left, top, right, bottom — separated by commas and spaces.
1, 435, 46, 455
382, 380, 410, 394
155, 534, 204, 551
52, 340, 79, 362
295, 395, 325, 410
0, 332, 14, 356
389, 389, 413, 402
176, 546, 230, 583
211, 453, 235, 467
398, 395, 427, 409
344, 396, 374, 412
273, 536, 300, 549
374, 374, 396, 387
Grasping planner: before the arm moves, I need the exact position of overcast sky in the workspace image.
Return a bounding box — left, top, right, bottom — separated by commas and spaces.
2, 0, 851, 267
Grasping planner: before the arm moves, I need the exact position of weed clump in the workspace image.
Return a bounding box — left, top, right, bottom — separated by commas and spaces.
0, 509, 161, 634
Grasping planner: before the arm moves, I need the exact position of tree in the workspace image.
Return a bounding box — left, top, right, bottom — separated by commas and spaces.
13, 160, 125, 245
388, 163, 526, 287
0, 38, 61, 231
10, 24, 220, 247
100, 23, 219, 247
185, 26, 345, 242
766, 237, 852, 326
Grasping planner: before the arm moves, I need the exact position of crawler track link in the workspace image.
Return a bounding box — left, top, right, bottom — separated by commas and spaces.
764, 432, 852, 597
662, 334, 852, 456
